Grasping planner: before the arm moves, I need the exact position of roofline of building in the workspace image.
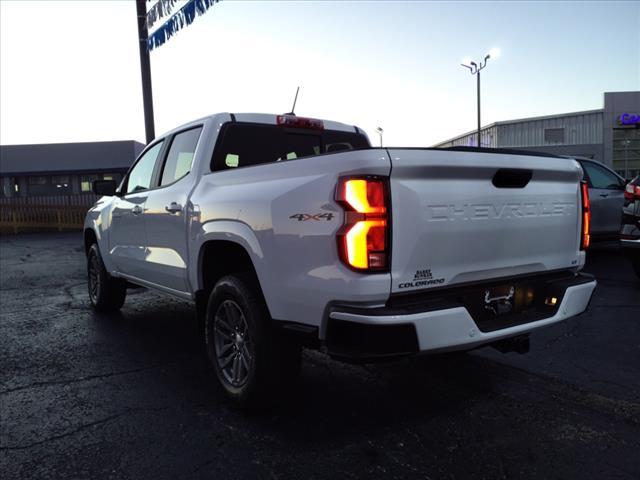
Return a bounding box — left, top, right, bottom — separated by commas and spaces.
492, 108, 603, 126
0, 139, 144, 148
432, 125, 499, 147
432, 108, 604, 146
5, 167, 130, 177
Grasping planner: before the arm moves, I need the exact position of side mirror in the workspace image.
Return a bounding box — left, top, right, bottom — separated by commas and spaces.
92, 179, 117, 196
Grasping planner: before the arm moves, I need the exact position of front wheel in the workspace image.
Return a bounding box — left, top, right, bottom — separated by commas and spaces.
204, 273, 301, 407
87, 244, 126, 312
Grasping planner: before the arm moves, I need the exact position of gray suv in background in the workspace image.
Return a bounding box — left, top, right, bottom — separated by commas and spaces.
571, 157, 627, 241
620, 176, 640, 278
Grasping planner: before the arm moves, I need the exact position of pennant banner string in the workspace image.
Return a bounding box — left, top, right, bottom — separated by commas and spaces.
146, 0, 179, 30
147, 0, 221, 51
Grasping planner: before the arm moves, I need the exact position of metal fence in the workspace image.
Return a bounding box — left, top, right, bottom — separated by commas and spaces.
0, 194, 96, 234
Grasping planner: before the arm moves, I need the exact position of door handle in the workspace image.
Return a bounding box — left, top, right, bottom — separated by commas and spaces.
599, 194, 609, 198
132, 205, 143, 215
165, 202, 182, 214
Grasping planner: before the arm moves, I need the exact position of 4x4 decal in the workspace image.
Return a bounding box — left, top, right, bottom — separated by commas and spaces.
289, 213, 335, 222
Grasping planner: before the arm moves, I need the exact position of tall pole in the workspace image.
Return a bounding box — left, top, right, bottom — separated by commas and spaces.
461, 50, 499, 148
376, 127, 384, 147
477, 70, 481, 147
136, 0, 155, 144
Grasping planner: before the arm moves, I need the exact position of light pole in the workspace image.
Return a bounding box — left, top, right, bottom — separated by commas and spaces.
136, 0, 155, 143
376, 127, 384, 147
461, 48, 499, 148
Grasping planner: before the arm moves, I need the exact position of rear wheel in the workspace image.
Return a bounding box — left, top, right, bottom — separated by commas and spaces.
205, 273, 301, 407
87, 244, 126, 312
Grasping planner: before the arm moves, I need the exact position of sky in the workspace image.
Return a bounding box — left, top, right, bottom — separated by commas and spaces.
1, 0, 639, 147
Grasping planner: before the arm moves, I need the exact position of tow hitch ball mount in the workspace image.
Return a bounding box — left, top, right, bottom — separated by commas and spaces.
484, 286, 515, 315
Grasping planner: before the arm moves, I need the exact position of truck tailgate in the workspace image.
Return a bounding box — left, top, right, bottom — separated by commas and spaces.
388, 149, 583, 294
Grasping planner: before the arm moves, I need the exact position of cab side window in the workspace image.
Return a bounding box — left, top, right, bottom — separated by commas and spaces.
212, 124, 283, 170
582, 162, 622, 190
160, 127, 203, 186
124, 141, 164, 194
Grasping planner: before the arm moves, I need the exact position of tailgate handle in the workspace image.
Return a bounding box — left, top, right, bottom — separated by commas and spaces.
492, 169, 532, 188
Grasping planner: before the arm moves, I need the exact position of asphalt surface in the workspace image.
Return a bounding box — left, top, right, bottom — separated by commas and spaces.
1, 233, 639, 480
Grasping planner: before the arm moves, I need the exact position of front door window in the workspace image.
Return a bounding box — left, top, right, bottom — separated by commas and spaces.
125, 141, 164, 194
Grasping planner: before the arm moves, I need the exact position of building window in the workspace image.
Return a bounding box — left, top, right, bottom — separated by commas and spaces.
613, 128, 640, 178
544, 128, 565, 144
51, 175, 69, 188
27, 175, 72, 195
102, 173, 121, 182
28, 176, 47, 185
81, 174, 99, 192
51, 175, 71, 194
80, 173, 121, 192
27, 176, 48, 195
0, 177, 8, 198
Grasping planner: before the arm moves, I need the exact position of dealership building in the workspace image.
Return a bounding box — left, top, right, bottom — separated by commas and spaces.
433, 91, 640, 178
0, 140, 144, 198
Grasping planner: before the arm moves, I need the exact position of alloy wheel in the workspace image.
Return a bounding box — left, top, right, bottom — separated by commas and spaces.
213, 299, 253, 387
88, 254, 100, 304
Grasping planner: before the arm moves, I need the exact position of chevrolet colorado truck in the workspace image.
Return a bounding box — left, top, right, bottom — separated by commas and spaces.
84, 113, 597, 405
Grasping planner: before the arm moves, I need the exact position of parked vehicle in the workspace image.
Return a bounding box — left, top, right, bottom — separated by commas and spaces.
569, 157, 627, 241
620, 175, 640, 278
84, 113, 597, 406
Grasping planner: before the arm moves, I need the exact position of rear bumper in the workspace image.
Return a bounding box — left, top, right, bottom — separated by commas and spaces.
326, 272, 596, 361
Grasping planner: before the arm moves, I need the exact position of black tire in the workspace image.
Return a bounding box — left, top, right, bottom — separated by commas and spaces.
204, 273, 301, 407
87, 243, 126, 312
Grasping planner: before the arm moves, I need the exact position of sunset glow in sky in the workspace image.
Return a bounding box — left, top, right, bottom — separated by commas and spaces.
1, 0, 638, 147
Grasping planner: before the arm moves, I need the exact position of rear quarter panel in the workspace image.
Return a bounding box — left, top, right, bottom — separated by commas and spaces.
189, 149, 391, 333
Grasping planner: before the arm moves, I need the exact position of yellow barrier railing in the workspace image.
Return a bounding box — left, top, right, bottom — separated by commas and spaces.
0, 205, 90, 234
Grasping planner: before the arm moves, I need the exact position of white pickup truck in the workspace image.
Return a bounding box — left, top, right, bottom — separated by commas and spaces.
85, 113, 596, 405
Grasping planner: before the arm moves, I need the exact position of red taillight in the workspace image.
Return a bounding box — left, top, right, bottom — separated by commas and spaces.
624, 183, 640, 200
581, 181, 591, 250
336, 178, 389, 271
276, 115, 324, 130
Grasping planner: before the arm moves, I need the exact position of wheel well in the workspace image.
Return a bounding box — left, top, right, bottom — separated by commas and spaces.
199, 240, 260, 294
84, 229, 97, 256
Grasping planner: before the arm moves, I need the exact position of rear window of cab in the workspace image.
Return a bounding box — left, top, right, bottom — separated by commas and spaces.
211, 122, 370, 171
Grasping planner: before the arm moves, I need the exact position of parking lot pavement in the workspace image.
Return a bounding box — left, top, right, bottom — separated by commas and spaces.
1, 233, 639, 480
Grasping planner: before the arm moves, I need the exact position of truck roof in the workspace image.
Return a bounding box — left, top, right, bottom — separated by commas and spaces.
158, 113, 363, 141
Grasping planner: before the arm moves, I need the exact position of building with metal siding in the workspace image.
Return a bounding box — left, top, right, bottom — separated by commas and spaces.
497, 110, 603, 147
433, 91, 640, 178
0, 140, 144, 197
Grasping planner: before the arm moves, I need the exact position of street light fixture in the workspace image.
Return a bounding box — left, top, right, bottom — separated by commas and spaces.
376, 127, 384, 147
461, 48, 499, 148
